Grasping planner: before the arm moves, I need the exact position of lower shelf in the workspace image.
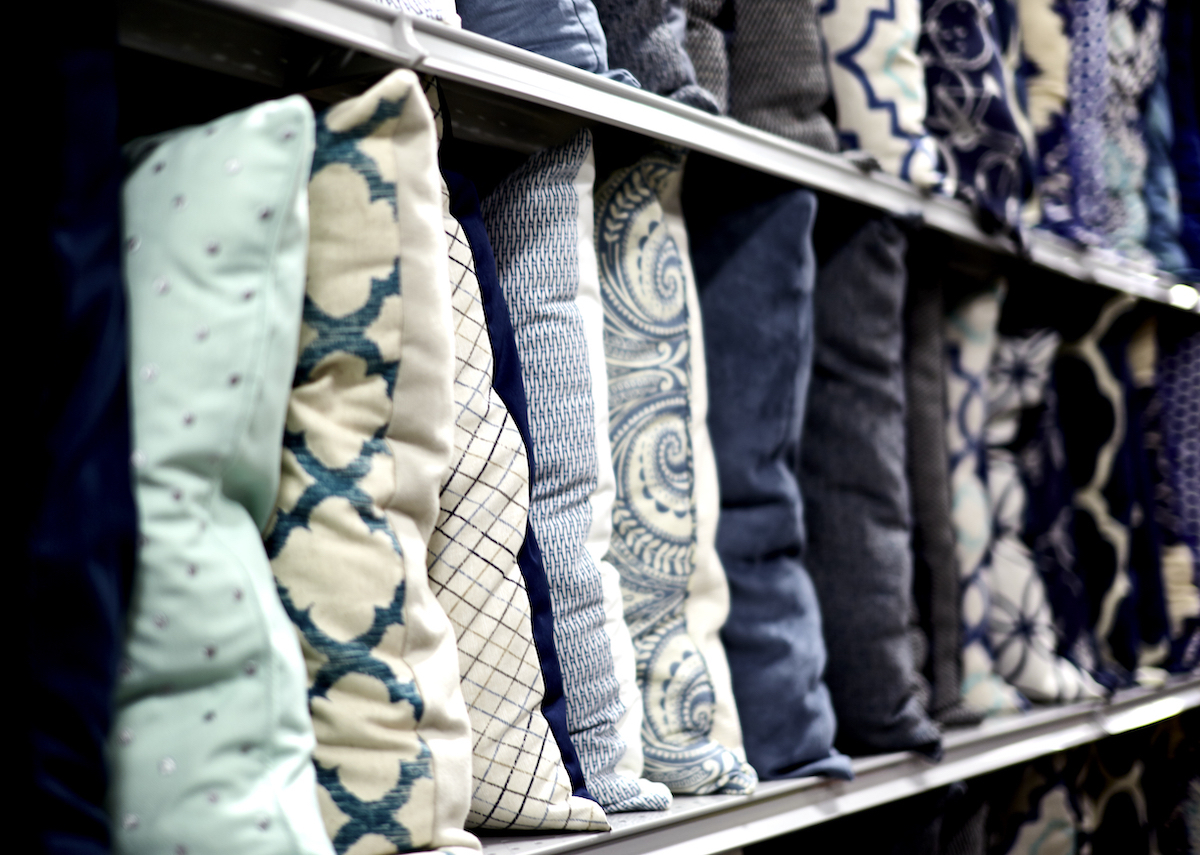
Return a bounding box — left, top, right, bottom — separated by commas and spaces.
480, 677, 1200, 855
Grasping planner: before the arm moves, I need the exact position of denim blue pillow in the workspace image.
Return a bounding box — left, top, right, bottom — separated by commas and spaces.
457, 0, 639, 85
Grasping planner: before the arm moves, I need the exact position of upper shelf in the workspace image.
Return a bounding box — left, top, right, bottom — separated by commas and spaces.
125, 0, 1200, 313
478, 678, 1200, 855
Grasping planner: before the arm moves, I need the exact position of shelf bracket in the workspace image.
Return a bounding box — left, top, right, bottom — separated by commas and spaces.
390, 10, 428, 68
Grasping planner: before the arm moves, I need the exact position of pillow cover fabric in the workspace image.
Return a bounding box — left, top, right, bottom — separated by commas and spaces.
456, 0, 639, 87
593, 0, 722, 111
818, 0, 943, 189
1064, 0, 1113, 243
1099, 0, 1164, 261
266, 71, 478, 855
1159, 329, 1200, 608
684, 0, 730, 112
905, 273, 986, 727
669, 164, 749, 775
1055, 295, 1158, 680
595, 148, 755, 793
800, 202, 942, 756
944, 285, 1028, 714
24, 11, 137, 850
367, 0, 460, 25
685, 158, 850, 780
1165, 0, 1200, 269
1142, 63, 1195, 277
727, 0, 839, 152
480, 128, 672, 813
112, 96, 332, 855
920, 0, 1034, 233
985, 331, 1104, 702
429, 170, 610, 830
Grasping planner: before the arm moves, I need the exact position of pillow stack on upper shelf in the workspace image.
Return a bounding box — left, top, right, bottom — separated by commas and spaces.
402, 0, 1200, 277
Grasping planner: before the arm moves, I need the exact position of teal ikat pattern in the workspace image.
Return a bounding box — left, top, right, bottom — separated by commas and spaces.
595, 150, 755, 795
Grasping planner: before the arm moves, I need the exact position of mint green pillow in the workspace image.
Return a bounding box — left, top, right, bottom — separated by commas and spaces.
110, 96, 332, 855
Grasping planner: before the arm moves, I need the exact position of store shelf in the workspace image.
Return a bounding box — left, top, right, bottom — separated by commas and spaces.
119, 0, 1200, 313
474, 678, 1199, 855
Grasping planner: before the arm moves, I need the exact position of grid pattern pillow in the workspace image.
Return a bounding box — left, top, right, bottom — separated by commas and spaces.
112, 96, 332, 855
595, 147, 755, 794
266, 71, 477, 855
480, 128, 672, 813
429, 174, 610, 830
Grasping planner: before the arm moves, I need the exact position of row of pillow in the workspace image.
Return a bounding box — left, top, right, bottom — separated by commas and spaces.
375, 0, 1200, 276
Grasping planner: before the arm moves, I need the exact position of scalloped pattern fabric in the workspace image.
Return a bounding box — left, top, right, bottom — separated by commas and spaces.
266, 71, 478, 855
819, 0, 943, 188
111, 95, 333, 855
429, 179, 610, 830
985, 331, 1104, 702
944, 286, 1029, 714
480, 128, 672, 813
595, 148, 756, 794
920, 0, 1034, 231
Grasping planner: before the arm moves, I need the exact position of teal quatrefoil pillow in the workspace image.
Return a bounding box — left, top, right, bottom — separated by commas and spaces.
110, 96, 332, 855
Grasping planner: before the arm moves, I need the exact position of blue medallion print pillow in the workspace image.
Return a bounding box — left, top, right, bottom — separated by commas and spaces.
267, 71, 478, 855
595, 147, 756, 794
112, 96, 333, 855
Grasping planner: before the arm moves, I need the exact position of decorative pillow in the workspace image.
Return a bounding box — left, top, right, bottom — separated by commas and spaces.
1165, 0, 1200, 269
1159, 328, 1200, 636
920, 0, 1034, 233
595, 148, 755, 793
480, 128, 672, 813
1055, 295, 1149, 679
801, 202, 942, 756
1018, 0, 1073, 233
429, 169, 609, 830
685, 157, 850, 780
727, 0, 839, 152
456, 0, 639, 87
1141, 61, 1194, 276
684, 0, 730, 112
1063, 0, 1112, 242
112, 96, 332, 855
266, 71, 478, 855
367, 0, 460, 25
669, 162, 749, 774
26, 19, 137, 851
985, 331, 1104, 702
1099, 0, 1163, 260
818, 0, 943, 189
592, 0, 721, 111
944, 285, 1028, 714
904, 273, 985, 726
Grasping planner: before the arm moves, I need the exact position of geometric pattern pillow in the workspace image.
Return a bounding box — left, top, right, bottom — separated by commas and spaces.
595, 147, 755, 794
113, 96, 332, 855
428, 179, 610, 830
1159, 329, 1200, 616
819, 0, 943, 188
480, 129, 672, 814
267, 71, 477, 855
986, 331, 1104, 702
920, 0, 1033, 232
944, 285, 1028, 715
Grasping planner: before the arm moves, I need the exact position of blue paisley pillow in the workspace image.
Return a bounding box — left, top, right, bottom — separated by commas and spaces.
595, 148, 756, 794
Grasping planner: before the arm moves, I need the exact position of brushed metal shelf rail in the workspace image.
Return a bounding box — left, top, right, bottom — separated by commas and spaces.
155, 0, 1200, 313
478, 678, 1200, 855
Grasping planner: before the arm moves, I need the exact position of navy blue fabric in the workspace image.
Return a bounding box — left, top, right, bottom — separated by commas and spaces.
21, 4, 137, 851
456, 0, 640, 87
801, 202, 942, 758
444, 167, 593, 802
685, 160, 850, 781
1143, 60, 1196, 278
1166, 0, 1200, 272
920, 0, 1034, 236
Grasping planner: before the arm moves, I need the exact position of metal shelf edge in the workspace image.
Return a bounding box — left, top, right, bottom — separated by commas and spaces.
479, 678, 1200, 855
